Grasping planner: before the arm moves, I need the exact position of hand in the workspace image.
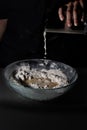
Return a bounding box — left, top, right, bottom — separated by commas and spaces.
58, 0, 84, 27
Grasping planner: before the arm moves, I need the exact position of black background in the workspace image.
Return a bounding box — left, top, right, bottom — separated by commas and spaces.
0, 0, 87, 130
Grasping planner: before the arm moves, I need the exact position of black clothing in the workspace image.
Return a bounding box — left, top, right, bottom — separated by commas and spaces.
0, 0, 73, 67
0, 0, 48, 67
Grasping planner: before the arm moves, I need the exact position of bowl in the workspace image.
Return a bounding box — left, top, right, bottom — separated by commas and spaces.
3, 59, 78, 101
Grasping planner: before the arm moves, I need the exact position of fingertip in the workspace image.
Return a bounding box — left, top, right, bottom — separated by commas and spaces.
68, 23, 72, 27
60, 17, 64, 21
81, 18, 84, 22
74, 22, 78, 26
66, 21, 72, 27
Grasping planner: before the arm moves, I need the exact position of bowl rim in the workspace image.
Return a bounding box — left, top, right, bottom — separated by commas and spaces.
4, 58, 78, 91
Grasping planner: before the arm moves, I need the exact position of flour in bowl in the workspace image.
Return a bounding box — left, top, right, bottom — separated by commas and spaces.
12, 63, 69, 89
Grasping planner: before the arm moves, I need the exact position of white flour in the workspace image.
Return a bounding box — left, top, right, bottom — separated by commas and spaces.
13, 63, 69, 89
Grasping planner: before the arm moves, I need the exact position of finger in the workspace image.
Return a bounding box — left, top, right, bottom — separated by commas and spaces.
58, 7, 64, 21
81, 12, 84, 22
66, 2, 72, 27
79, 0, 84, 8
73, 1, 78, 26
79, 0, 84, 22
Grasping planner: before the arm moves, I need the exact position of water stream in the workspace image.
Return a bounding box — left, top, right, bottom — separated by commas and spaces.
43, 29, 47, 59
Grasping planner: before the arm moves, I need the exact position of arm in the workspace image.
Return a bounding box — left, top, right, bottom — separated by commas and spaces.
0, 19, 8, 41
58, 0, 84, 27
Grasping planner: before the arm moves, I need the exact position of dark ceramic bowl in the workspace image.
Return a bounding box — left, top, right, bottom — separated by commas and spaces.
4, 59, 78, 101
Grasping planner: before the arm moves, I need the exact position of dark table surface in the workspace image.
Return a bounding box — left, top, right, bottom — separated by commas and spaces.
0, 67, 87, 130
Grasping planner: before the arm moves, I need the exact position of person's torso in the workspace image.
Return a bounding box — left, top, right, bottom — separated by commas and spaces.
1, 0, 48, 51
